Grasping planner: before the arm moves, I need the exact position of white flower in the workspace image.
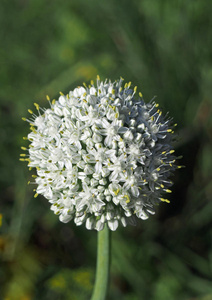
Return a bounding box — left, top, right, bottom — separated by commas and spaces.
21, 77, 180, 231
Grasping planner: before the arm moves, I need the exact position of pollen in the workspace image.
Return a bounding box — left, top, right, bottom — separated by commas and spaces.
34, 103, 39, 110
160, 198, 170, 203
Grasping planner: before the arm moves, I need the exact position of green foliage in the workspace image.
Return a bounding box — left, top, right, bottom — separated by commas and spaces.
1, 0, 212, 299
45, 268, 93, 300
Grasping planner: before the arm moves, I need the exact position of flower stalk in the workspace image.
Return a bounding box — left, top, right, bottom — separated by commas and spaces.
91, 225, 111, 300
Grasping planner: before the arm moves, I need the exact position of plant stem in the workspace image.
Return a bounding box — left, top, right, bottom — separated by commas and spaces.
91, 225, 111, 300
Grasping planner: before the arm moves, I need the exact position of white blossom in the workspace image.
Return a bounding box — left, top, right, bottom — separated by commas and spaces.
21, 77, 180, 231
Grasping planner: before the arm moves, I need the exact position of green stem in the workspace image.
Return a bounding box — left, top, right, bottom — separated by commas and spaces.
91, 225, 111, 300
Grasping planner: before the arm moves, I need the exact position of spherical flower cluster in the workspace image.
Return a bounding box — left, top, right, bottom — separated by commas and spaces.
21, 77, 180, 231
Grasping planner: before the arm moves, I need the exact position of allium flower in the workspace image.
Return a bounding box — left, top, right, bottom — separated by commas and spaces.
21, 77, 180, 231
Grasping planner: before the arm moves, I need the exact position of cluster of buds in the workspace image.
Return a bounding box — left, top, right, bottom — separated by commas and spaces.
21, 77, 181, 231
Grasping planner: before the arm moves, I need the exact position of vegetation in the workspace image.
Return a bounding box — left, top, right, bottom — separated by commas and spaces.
0, 0, 212, 299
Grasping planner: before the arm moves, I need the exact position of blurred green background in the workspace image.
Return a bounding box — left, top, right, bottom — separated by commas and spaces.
0, 0, 212, 299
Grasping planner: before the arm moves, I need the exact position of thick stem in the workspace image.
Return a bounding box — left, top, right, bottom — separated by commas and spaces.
91, 225, 111, 300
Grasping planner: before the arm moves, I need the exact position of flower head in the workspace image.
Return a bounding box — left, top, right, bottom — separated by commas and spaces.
21, 77, 180, 231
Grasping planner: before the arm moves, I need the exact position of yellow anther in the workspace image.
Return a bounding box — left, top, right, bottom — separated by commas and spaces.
157, 109, 160, 114
83, 82, 87, 87
97, 75, 100, 80
112, 89, 116, 95
90, 80, 94, 85
34, 103, 39, 110
166, 189, 172, 193
19, 158, 25, 161
139, 92, 143, 97
23, 137, 28, 140
167, 129, 172, 132
20, 154, 26, 157
155, 103, 159, 107
28, 109, 33, 114
29, 167, 32, 171
134, 86, 137, 93
162, 151, 166, 155
27, 181, 30, 184
124, 83, 128, 89
125, 195, 130, 203
160, 198, 170, 203
174, 123, 177, 127
32, 175, 37, 178
59, 91, 64, 96
22, 117, 27, 121
128, 81, 131, 88
115, 113, 119, 118
160, 184, 164, 188
46, 95, 50, 101
114, 189, 120, 196
156, 168, 160, 171
169, 150, 175, 154
52, 99, 56, 105
83, 92, 87, 97
21, 146, 27, 150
